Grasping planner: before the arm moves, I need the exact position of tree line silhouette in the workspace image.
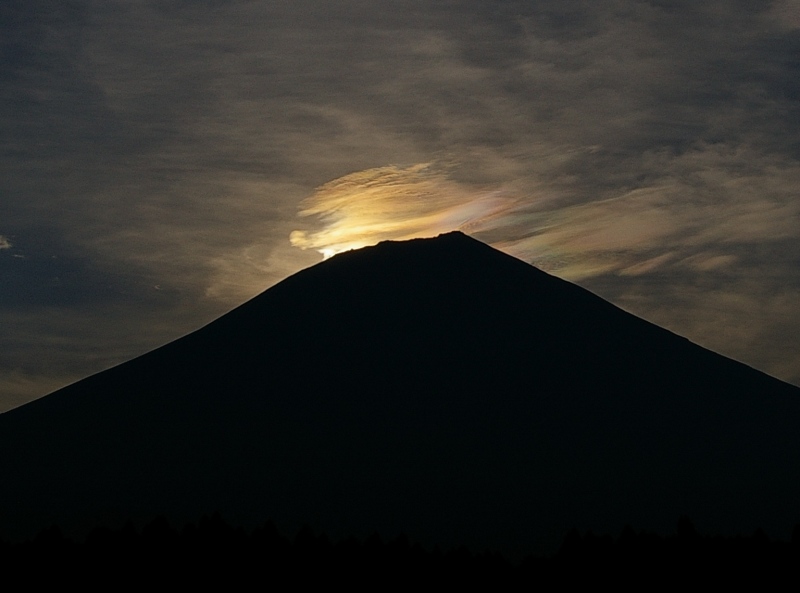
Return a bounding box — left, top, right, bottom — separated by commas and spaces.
2, 513, 800, 587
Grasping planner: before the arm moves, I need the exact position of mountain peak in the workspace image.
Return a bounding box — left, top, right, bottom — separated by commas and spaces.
324, 230, 495, 264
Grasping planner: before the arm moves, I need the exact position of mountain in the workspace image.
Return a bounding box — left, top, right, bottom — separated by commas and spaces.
1, 231, 799, 557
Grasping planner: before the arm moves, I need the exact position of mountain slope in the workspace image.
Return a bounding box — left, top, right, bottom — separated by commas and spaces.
1, 231, 798, 556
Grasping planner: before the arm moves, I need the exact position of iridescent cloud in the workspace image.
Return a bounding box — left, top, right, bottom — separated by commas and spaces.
290, 165, 689, 281
292, 157, 798, 285
290, 164, 517, 258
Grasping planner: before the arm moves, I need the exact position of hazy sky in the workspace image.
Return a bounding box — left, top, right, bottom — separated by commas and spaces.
2, 0, 799, 411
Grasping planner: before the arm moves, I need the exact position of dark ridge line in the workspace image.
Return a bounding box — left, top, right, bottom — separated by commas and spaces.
5, 512, 800, 585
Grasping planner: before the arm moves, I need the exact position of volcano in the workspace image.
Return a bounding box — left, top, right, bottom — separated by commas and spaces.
1, 231, 799, 557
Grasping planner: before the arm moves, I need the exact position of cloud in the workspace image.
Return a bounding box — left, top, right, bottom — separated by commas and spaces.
0, 370, 68, 413
290, 164, 517, 258
765, 0, 800, 31
291, 141, 800, 289
492, 185, 682, 278
587, 269, 800, 389
494, 141, 800, 280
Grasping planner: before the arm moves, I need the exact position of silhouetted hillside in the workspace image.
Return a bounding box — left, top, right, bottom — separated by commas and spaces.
1, 232, 799, 558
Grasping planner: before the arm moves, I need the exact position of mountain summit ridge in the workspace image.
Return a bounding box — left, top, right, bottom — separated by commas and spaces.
0, 231, 798, 557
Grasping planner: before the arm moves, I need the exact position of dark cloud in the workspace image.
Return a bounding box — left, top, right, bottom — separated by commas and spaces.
1, 0, 798, 408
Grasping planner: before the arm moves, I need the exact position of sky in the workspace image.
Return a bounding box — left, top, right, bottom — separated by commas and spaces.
1, 0, 799, 412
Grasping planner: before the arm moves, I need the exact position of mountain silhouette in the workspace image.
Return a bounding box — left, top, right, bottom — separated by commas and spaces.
1, 231, 799, 557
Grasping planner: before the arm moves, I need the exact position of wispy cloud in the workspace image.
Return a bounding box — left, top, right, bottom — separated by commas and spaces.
291, 164, 517, 258
291, 142, 800, 287
765, 0, 800, 31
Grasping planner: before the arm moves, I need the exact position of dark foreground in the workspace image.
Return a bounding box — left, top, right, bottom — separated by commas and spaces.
4, 514, 798, 588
